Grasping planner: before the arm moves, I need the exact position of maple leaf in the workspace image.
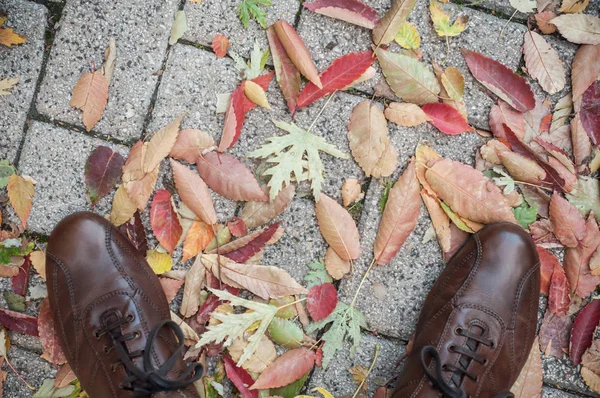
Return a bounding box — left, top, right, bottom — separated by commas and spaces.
237, 0, 273, 29
429, 0, 468, 37
248, 120, 348, 200
0, 76, 18, 95
306, 301, 366, 368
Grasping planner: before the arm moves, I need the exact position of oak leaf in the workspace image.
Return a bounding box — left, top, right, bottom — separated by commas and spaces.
372, 0, 417, 46
212, 34, 230, 58
303, 0, 379, 29
315, 193, 360, 261
84, 146, 125, 206
347, 101, 388, 177
150, 190, 183, 254
7, 174, 34, 228
250, 348, 316, 390
384, 102, 429, 127
171, 159, 217, 225
523, 30, 566, 95
70, 71, 109, 132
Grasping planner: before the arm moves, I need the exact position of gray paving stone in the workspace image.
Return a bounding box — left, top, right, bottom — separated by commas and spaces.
182, 0, 300, 59
2, 345, 56, 397
0, 0, 47, 163
544, 356, 598, 397
308, 333, 406, 397
35, 0, 179, 141
453, 0, 528, 19
543, 386, 588, 398
297, 0, 528, 130
150, 44, 366, 281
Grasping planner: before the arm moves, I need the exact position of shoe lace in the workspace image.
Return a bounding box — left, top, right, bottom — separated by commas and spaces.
95, 315, 202, 396
420, 326, 513, 398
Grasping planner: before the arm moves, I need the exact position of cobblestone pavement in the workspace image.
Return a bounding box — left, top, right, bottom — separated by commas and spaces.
0, 0, 598, 396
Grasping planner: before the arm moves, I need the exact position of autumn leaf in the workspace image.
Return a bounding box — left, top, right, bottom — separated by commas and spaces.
212, 34, 230, 58
0, 308, 37, 336
0, 76, 19, 95
122, 141, 158, 210
372, 0, 417, 46
581, 81, 600, 147
241, 184, 296, 229
244, 80, 271, 109
565, 214, 600, 298
429, 0, 469, 37
150, 190, 183, 254
376, 48, 440, 105
537, 246, 558, 295
316, 193, 360, 261
117, 211, 148, 255
496, 150, 547, 186
583, 339, 600, 375
250, 348, 316, 390
571, 299, 600, 365
219, 84, 246, 152
201, 254, 308, 299
170, 129, 214, 164
38, 298, 67, 365
523, 30, 566, 95
558, 0, 589, 12
169, 11, 188, 45
182, 220, 214, 263
347, 101, 389, 177
0, 17, 25, 47
307, 283, 338, 322
7, 174, 34, 228
171, 159, 217, 225
461, 49, 535, 113
30, 250, 46, 280
384, 102, 429, 127
297, 51, 375, 109
395, 22, 420, 49
551, 14, 600, 45
273, 20, 321, 89
84, 146, 125, 206
548, 264, 571, 316
421, 102, 473, 135
324, 246, 351, 280
572, 44, 600, 110
440, 66, 464, 101
268, 317, 304, 349
54, 364, 77, 388
267, 26, 301, 113
146, 250, 173, 274
159, 277, 183, 303
110, 184, 138, 226
228, 334, 276, 373
539, 309, 571, 359
12, 255, 30, 297
180, 256, 206, 318
549, 192, 586, 247
303, 0, 379, 29
70, 71, 109, 132
342, 178, 362, 207
222, 354, 258, 398
197, 152, 268, 202
489, 99, 526, 140
144, 115, 183, 173
374, 162, 420, 265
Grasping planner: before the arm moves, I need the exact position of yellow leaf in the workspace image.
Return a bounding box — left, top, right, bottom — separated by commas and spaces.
0, 19, 26, 47
7, 174, 34, 228
558, 0, 590, 13
296, 387, 336, 398
182, 220, 214, 263
394, 22, 420, 49
144, 115, 184, 173
110, 184, 137, 226
70, 71, 109, 132
244, 80, 271, 109
146, 250, 173, 274
430, 0, 468, 37
30, 250, 46, 280
441, 66, 465, 101
0, 76, 19, 96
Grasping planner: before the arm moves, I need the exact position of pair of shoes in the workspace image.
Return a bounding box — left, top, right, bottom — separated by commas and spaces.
47, 212, 201, 397
392, 223, 540, 398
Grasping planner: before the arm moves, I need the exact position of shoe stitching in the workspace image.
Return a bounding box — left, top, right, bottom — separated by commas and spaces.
90, 361, 99, 388
435, 250, 476, 298
455, 233, 483, 299
509, 261, 540, 329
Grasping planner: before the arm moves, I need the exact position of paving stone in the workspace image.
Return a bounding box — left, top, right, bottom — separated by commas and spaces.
2, 345, 56, 397
297, 0, 528, 130
150, 44, 366, 281
543, 386, 589, 398
0, 0, 47, 163
453, 0, 528, 19
182, 0, 300, 59
35, 0, 179, 141
544, 356, 599, 397
308, 333, 406, 397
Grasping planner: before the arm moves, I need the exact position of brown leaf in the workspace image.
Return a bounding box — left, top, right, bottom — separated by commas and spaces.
70, 71, 109, 131
180, 256, 206, 318
425, 158, 518, 224
348, 101, 388, 177
122, 141, 159, 210
572, 44, 600, 111
415, 143, 442, 196
197, 152, 268, 202
384, 102, 430, 127
7, 174, 34, 228
582, 366, 600, 394
537, 246, 559, 295
510, 337, 542, 397
324, 246, 351, 280
572, 114, 593, 173
558, 0, 590, 13
171, 159, 217, 225
523, 30, 566, 95
241, 184, 295, 229
421, 191, 452, 255
565, 214, 600, 298
201, 254, 308, 299
371, 138, 399, 179
169, 129, 214, 164
182, 220, 214, 263
432, 62, 468, 119
341, 178, 362, 207
110, 184, 138, 227
54, 364, 77, 388
549, 263, 571, 315
228, 334, 276, 373
372, 0, 417, 46
535, 11, 558, 34
38, 298, 67, 365
212, 34, 230, 58
374, 162, 420, 265
551, 14, 600, 45
250, 347, 315, 390
539, 310, 571, 358
497, 150, 547, 185
267, 25, 301, 113
315, 193, 360, 261
489, 99, 526, 140
583, 340, 600, 374
29, 250, 46, 280
144, 115, 183, 173
550, 192, 586, 247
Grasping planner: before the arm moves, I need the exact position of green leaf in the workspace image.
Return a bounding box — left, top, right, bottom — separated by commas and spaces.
394, 22, 421, 49
440, 201, 473, 233
491, 167, 515, 194
378, 179, 394, 212
567, 176, 600, 222
306, 302, 366, 368
269, 296, 296, 318
3, 292, 25, 312
270, 372, 309, 398
430, 0, 468, 37
0, 160, 15, 189
268, 317, 304, 349
249, 120, 349, 200
513, 200, 538, 229
304, 260, 333, 289
247, 41, 267, 80
0, 239, 30, 265
237, 0, 273, 29
33, 379, 76, 398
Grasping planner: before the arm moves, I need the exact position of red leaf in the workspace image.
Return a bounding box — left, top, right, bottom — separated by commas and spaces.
537, 246, 559, 295
250, 347, 316, 389
421, 103, 473, 135
159, 277, 184, 303
565, 214, 600, 298
216, 223, 281, 263
306, 283, 338, 321
570, 299, 600, 365
540, 114, 552, 133
303, 0, 379, 29
219, 84, 246, 152
197, 285, 239, 325
223, 354, 258, 398
197, 152, 269, 202
267, 26, 301, 113
242, 72, 275, 113
581, 80, 600, 147
228, 217, 248, 238
150, 190, 183, 254
548, 265, 571, 316
539, 309, 571, 359
212, 34, 230, 59
0, 308, 38, 336
489, 99, 526, 139
549, 192, 586, 247
297, 51, 375, 109
117, 211, 148, 255
12, 255, 31, 296
84, 146, 125, 206
461, 49, 535, 113
38, 298, 67, 364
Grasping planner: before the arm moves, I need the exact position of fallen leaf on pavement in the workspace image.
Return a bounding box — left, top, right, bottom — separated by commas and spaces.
523, 30, 566, 95
551, 14, 600, 45
171, 159, 217, 225
316, 193, 360, 261
182, 220, 214, 263
306, 283, 338, 321
146, 250, 173, 274
372, 0, 417, 46
348, 101, 388, 177
212, 34, 230, 58
169, 129, 214, 164
570, 299, 600, 365
250, 347, 316, 390
539, 310, 571, 358
241, 184, 295, 229
150, 190, 183, 254
38, 298, 66, 365
421, 102, 473, 135
581, 80, 600, 147
342, 178, 362, 207
85, 146, 125, 207
0, 76, 18, 95
70, 71, 109, 132
510, 337, 542, 397
180, 256, 205, 318
550, 191, 586, 247
7, 174, 34, 228
384, 102, 430, 127
324, 246, 351, 280
303, 0, 379, 29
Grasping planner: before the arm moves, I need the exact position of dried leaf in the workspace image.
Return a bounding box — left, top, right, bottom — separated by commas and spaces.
0, 76, 18, 95
209, 223, 280, 262
582, 366, 600, 394
169, 10, 188, 45
572, 114, 593, 172
0, 308, 38, 336
144, 115, 183, 173
511, 337, 542, 397
558, 0, 590, 12
0, 18, 25, 47
273, 20, 321, 89
372, 0, 417, 46
212, 34, 230, 58
552, 14, 600, 45
228, 334, 276, 373
197, 152, 268, 202
38, 298, 67, 365
250, 348, 315, 390
303, 0, 379, 29
159, 277, 183, 303
535, 11, 558, 34
30, 250, 46, 280
489, 99, 526, 140
182, 220, 214, 263
581, 81, 600, 147
347, 101, 388, 177
70, 71, 109, 131
110, 184, 138, 226
169, 129, 214, 164
267, 26, 301, 113
12, 255, 30, 296
324, 246, 351, 280
376, 48, 440, 105
539, 310, 571, 358
537, 246, 559, 295
171, 159, 217, 225
307, 283, 338, 322
384, 102, 430, 127
549, 264, 571, 316
461, 49, 535, 112
441, 66, 464, 101
84, 146, 125, 206
181, 257, 206, 317
219, 84, 246, 152
550, 192, 586, 247
570, 299, 600, 364
394, 22, 421, 49
54, 364, 77, 388
244, 80, 271, 109
102, 38, 116, 85
150, 189, 183, 254
583, 339, 600, 374
523, 30, 566, 95
146, 250, 173, 274
342, 178, 362, 207
572, 44, 600, 109
421, 191, 452, 255
421, 102, 472, 135
241, 184, 295, 229
222, 354, 258, 398
497, 150, 547, 186
510, 0, 536, 12
430, 0, 469, 37
7, 174, 33, 228
122, 141, 159, 210
117, 211, 148, 255
565, 214, 600, 298
316, 193, 360, 261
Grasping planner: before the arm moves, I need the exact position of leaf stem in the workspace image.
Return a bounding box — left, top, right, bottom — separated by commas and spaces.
4, 357, 35, 391
351, 344, 380, 398
277, 296, 307, 310
499, 9, 518, 40
307, 91, 337, 134
350, 258, 376, 309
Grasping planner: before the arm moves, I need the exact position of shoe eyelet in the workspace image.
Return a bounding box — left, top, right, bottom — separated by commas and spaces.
133, 331, 141, 339
490, 341, 496, 349
454, 327, 463, 335
126, 314, 134, 322
94, 330, 102, 339
103, 346, 110, 354
448, 345, 456, 353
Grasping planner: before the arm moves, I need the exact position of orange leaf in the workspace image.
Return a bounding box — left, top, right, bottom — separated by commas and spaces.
267, 26, 301, 113
565, 214, 600, 298
122, 141, 159, 210
347, 101, 388, 177
315, 193, 360, 261
212, 34, 230, 58
250, 348, 315, 390
170, 129, 214, 164
70, 71, 109, 131
150, 190, 183, 254
54, 364, 77, 388
171, 159, 217, 225
324, 246, 351, 280
7, 174, 34, 228
38, 298, 66, 365
0, 19, 26, 47
143, 115, 183, 173
549, 192, 586, 247
159, 277, 184, 304
374, 162, 420, 265
182, 220, 214, 262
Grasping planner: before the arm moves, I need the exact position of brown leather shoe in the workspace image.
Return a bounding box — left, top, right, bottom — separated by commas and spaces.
393, 223, 540, 398
47, 212, 202, 397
